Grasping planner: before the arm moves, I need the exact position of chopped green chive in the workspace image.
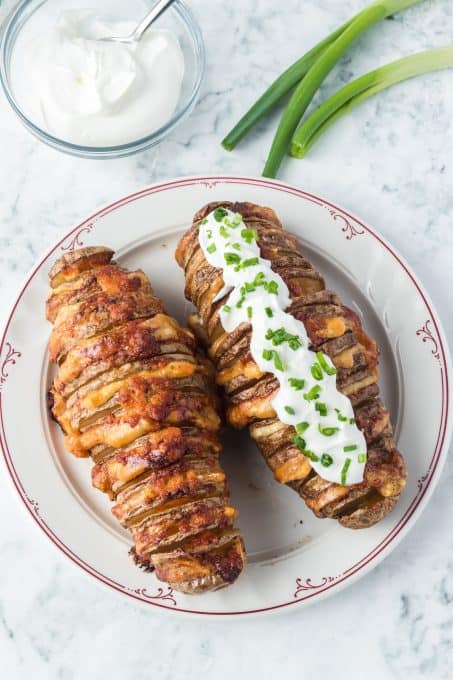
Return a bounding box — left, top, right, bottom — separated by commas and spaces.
207, 229, 212, 238
219, 225, 229, 239
341, 458, 352, 486
273, 352, 285, 372
349, 417, 356, 425
201, 218, 208, 225
224, 252, 241, 265
223, 304, 231, 313
304, 385, 321, 401
253, 272, 266, 287
241, 257, 259, 268
344, 444, 357, 452
284, 405, 296, 415
289, 377, 305, 391
292, 434, 306, 451
321, 453, 333, 467
311, 363, 323, 381
262, 349, 285, 371
247, 306, 253, 319
233, 213, 243, 226
214, 207, 228, 222
315, 402, 327, 417
207, 243, 217, 254
316, 351, 337, 376
335, 408, 348, 422
265, 328, 302, 350
295, 422, 309, 434
241, 227, 259, 243
232, 243, 241, 251
265, 307, 274, 318
265, 280, 279, 295
304, 450, 319, 462
358, 453, 366, 464
318, 424, 339, 437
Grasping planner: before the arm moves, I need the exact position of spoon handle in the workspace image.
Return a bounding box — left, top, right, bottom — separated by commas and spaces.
132, 0, 178, 41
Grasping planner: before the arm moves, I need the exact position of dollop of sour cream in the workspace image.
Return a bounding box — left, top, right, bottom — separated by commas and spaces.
199, 207, 367, 486
22, 10, 185, 146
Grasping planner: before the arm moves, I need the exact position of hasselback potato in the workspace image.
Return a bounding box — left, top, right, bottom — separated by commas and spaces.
46, 246, 245, 594
176, 201, 407, 529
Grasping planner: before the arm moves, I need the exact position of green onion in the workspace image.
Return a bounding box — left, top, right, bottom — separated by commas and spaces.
241, 257, 260, 269
358, 453, 367, 463
207, 243, 217, 254
262, 4, 385, 178
247, 306, 253, 319
289, 377, 305, 391
219, 225, 229, 239
304, 385, 321, 401
266, 327, 302, 349
265, 307, 274, 318
223, 304, 231, 313
321, 453, 333, 467
344, 444, 358, 452
273, 352, 285, 372
293, 47, 453, 157
221, 16, 356, 151
316, 351, 337, 376
311, 363, 323, 381
265, 280, 279, 295
292, 434, 306, 451
335, 408, 348, 422
233, 213, 243, 226
315, 402, 328, 417
318, 424, 339, 437
341, 457, 352, 486
232, 243, 241, 251
241, 227, 259, 243
214, 207, 228, 222
207, 229, 212, 238
261, 0, 424, 178
296, 421, 309, 434
201, 218, 208, 225
285, 405, 296, 415
349, 417, 356, 425
262, 349, 285, 371
304, 450, 319, 463
253, 272, 266, 287
224, 252, 241, 265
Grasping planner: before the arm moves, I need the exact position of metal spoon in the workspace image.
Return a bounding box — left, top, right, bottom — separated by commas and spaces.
99, 0, 177, 44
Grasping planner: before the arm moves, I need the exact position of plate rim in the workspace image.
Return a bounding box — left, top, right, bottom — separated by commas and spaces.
0, 173, 451, 618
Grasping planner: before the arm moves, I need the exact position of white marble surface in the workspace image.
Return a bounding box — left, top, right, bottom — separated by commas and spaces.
1, 0, 453, 677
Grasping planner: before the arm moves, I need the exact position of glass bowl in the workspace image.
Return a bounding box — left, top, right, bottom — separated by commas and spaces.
0, 0, 205, 158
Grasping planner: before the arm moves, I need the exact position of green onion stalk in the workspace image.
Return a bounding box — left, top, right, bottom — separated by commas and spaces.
221, 0, 424, 156
291, 47, 453, 157
220, 18, 354, 151
262, 0, 425, 177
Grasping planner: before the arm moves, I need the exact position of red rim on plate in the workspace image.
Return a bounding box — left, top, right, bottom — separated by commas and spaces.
0, 176, 451, 616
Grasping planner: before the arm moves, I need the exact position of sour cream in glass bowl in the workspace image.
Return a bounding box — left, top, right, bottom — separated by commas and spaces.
0, 0, 205, 158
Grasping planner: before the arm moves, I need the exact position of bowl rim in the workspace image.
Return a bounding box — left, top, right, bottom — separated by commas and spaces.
0, 0, 206, 158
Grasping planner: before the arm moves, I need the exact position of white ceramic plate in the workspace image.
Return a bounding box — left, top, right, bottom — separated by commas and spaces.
1, 175, 451, 618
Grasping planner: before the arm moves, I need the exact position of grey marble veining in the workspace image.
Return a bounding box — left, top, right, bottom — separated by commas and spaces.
1, 0, 453, 678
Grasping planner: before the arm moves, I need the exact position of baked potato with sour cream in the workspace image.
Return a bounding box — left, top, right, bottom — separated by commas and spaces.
176, 201, 406, 529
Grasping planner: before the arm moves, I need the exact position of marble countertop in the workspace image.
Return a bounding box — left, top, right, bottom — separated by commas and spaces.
1, 0, 453, 677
